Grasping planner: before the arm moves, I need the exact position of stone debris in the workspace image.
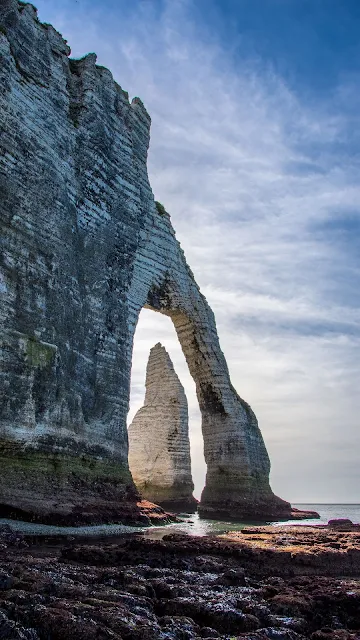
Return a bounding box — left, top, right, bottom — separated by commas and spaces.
128, 343, 197, 510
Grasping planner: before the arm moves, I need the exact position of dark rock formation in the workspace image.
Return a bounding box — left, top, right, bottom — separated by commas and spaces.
128, 343, 197, 511
0, 0, 290, 523
0, 529, 359, 639
328, 519, 358, 530
287, 507, 320, 521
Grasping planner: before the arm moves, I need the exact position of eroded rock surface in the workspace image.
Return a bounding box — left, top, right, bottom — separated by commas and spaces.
0, 530, 359, 640
128, 343, 197, 511
0, 0, 290, 522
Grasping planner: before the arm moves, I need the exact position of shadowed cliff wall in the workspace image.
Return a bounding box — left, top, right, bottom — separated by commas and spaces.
0, 0, 290, 522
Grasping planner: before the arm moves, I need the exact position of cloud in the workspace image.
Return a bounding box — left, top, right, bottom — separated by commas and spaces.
35, 0, 360, 503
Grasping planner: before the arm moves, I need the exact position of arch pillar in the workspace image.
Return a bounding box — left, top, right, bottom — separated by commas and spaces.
133, 266, 290, 520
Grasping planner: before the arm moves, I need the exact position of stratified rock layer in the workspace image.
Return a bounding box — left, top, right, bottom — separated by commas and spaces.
128, 344, 197, 511
0, 0, 290, 522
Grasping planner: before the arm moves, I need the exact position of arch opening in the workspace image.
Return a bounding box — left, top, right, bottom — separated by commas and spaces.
128, 307, 205, 502
124, 211, 291, 520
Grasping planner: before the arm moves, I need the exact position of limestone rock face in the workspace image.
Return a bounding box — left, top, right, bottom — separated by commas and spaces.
128, 344, 197, 510
0, 1, 290, 522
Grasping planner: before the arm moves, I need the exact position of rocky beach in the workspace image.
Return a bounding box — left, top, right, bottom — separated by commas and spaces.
0, 519, 360, 640
1, 3, 359, 639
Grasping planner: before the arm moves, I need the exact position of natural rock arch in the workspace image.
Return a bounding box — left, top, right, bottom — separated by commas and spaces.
0, 0, 290, 522
126, 211, 289, 519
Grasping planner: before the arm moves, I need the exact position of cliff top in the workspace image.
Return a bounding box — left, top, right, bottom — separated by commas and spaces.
0, 0, 150, 119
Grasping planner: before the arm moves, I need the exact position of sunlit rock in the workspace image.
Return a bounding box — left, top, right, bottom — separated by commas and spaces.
128, 343, 197, 511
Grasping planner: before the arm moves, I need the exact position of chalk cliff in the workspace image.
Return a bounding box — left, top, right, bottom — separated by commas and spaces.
0, 0, 291, 523
128, 344, 197, 511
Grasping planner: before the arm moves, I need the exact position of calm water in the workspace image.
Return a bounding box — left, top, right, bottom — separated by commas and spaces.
143, 504, 360, 539
1, 504, 359, 538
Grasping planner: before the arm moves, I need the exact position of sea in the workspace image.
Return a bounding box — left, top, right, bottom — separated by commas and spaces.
143, 503, 360, 539
1, 504, 359, 539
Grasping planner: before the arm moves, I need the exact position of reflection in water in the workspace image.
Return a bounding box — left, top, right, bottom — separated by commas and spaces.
1, 505, 358, 539
142, 512, 269, 539
143, 504, 359, 540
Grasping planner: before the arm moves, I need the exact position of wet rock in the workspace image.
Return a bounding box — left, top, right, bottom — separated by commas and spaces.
234, 629, 305, 639
0, 526, 28, 549
0, 520, 359, 639
310, 630, 358, 640
0, 571, 15, 590
327, 520, 358, 531
0, 611, 39, 639
262, 630, 305, 639
159, 615, 200, 638
215, 568, 246, 586
199, 627, 221, 638
159, 597, 260, 634
221, 525, 360, 577
289, 508, 320, 520
270, 594, 311, 616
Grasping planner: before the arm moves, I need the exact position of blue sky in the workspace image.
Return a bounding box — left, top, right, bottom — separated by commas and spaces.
35, 0, 360, 502
205, 0, 360, 92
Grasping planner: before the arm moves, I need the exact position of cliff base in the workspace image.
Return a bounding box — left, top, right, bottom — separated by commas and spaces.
0, 443, 176, 525
198, 495, 295, 522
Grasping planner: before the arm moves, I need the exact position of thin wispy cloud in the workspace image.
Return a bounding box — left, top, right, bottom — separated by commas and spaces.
36, 0, 360, 502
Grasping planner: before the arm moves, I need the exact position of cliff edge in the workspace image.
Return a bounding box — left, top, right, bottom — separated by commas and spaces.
0, 0, 290, 523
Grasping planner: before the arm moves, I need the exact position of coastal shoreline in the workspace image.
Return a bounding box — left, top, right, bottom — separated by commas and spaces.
0, 519, 359, 639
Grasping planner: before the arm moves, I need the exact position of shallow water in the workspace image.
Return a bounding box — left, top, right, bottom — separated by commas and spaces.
1, 504, 359, 538
0, 519, 146, 537
279, 503, 360, 526
143, 504, 360, 539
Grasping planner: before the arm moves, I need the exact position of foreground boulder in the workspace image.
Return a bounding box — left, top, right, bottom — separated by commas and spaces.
0, 0, 290, 523
128, 343, 197, 511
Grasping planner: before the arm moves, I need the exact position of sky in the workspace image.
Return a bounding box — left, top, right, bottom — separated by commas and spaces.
34, 0, 360, 503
